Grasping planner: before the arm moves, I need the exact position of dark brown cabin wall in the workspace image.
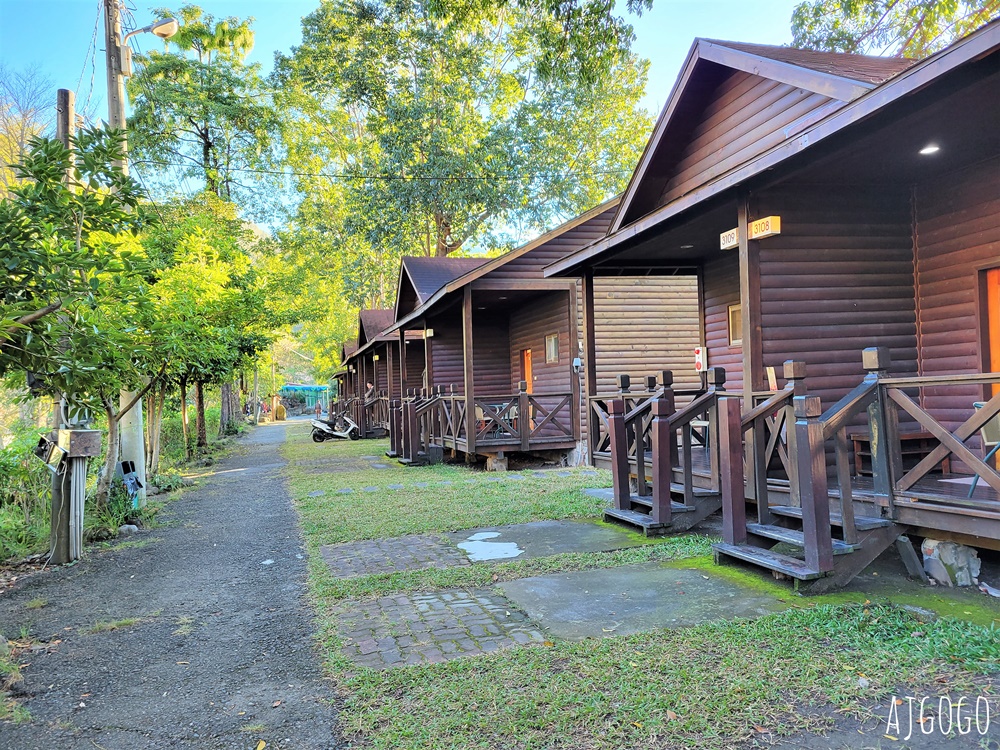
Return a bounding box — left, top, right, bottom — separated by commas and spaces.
659, 71, 835, 206
755, 187, 917, 412
593, 276, 702, 393
702, 251, 743, 392
473, 313, 512, 396
375, 354, 389, 393
914, 156, 1000, 432
427, 314, 465, 394
508, 292, 573, 394
404, 342, 425, 394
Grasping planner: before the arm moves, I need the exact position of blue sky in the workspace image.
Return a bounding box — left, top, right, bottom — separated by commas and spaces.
0, 0, 802, 118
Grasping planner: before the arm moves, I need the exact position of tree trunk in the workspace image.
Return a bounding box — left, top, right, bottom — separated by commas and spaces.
149, 383, 165, 476
218, 379, 240, 437
179, 376, 190, 460
195, 381, 207, 448
96, 400, 120, 504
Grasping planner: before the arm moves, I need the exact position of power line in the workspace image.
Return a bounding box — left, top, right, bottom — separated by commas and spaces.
131, 160, 631, 182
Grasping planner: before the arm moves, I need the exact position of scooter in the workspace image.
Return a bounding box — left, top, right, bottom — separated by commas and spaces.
311, 411, 361, 442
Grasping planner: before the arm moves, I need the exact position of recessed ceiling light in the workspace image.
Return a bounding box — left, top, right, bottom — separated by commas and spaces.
680, 244, 695, 250
919, 143, 940, 155
477, 306, 486, 310
498, 296, 507, 300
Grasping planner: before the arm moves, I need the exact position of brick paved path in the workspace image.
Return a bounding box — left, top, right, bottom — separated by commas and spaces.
334, 590, 546, 668
320, 535, 471, 579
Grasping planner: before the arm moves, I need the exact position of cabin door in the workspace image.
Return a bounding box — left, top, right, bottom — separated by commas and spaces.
987, 268, 1000, 395
520, 349, 533, 393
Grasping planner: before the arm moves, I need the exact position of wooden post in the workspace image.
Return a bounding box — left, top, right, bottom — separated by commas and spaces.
387, 399, 400, 457
518, 380, 530, 451
706, 367, 726, 491
792, 394, 834, 573
398, 328, 408, 393
782, 360, 807, 510
387, 342, 395, 400
581, 272, 598, 418
607, 399, 629, 511
650, 374, 676, 524
463, 288, 476, 455
568, 284, 581, 443
718, 395, 746, 545
616, 374, 631, 394
863, 347, 898, 501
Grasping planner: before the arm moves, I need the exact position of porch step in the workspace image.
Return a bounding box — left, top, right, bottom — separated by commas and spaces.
584, 487, 707, 512
713, 543, 826, 581
603, 507, 672, 536
768, 505, 892, 531
397, 455, 428, 467
746, 523, 856, 555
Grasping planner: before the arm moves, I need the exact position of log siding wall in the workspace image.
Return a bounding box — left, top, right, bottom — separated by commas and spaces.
702, 252, 743, 393
755, 186, 918, 410
508, 291, 573, 394
914, 157, 1000, 431
658, 71, 836, 207
593, 276, 702, 392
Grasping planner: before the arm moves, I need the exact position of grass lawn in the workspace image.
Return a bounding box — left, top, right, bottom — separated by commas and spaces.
283, 423, 1000, 750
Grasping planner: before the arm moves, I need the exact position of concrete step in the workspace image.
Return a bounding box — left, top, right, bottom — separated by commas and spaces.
713, 542, 826, 581
745, 523, 856, 555
768, 505, 892, 531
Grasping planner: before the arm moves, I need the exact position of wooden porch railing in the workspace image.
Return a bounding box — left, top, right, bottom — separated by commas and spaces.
605, 369, 726, 523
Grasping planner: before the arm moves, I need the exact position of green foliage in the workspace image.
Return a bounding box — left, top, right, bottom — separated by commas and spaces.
275, 0, 652, 314
0, 423, 50, 560
0, 128, 147, 403
127, 4, 281, 214
791, 0, 1000, 57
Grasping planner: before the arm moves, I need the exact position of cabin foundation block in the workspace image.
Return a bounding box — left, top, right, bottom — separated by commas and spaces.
427, 445, 444, 465
485, 452, 508, 471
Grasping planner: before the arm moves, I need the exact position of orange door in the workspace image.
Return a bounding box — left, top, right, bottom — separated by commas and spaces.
989, 268, 1000, 396
520, 349, 533, 393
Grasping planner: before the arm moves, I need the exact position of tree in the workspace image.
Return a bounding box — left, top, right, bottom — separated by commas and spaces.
126, 4, 281, 213
791, 0, 1000, 57
0, 129, 165, 503
275, 0, 652, 286
0, 65, 54, 197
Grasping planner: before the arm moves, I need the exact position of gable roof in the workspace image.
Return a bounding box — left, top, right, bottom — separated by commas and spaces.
393, 256, 490, 321
358, 309, 395, 346
608, 38, 917, 233
544, 20, 998, 277
387, 198, 619, 334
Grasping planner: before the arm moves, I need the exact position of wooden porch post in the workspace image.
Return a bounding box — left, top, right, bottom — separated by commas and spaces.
387, 342, 395, 399
398, 328, 408, 393
463, 287, 476, 455
607, 398, 629, 510
424, 323, 435, 389
568, 284, 581, 443
739, 195, 764, 504
387, 398, 400, 457
650, 373, 676, 524
792, 394, 834, 573
581, 271, 598, 463
518, 380, 530, 452
718, 395, 746, 545
862, 346, 899, 500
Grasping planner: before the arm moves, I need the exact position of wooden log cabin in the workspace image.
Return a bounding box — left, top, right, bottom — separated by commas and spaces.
342, 309, 426, 438
545, 24, 1000, 589
388, 200, 703, 468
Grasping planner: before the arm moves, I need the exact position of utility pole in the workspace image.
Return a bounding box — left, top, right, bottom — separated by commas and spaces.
105, 0, 146, 505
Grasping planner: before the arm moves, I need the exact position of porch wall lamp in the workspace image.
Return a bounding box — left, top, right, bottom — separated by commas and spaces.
425, 328, 434, 338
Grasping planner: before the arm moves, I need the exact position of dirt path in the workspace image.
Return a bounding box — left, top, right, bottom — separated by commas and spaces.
0, 421, 342, 750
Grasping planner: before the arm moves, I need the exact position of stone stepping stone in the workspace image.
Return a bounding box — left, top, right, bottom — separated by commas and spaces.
332, 587, 544, 669
370, 463, 390, 469
557, 471, 572, 477
361, 455, 380, 460
507, 474, 525, 481
387, 483, 405, 490
439, 481, 454, 486
307, 490, 325, 497
582, 470, 598, 476
337, 488, 353, 494
447, 519, 646, 563
414, 482, 429, 488
363, 486, 379, 492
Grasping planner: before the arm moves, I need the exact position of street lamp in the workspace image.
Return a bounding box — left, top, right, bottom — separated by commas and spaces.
120, 17, 179, 77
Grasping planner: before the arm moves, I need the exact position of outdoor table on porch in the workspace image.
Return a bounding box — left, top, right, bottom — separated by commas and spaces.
849, 430, 951, 477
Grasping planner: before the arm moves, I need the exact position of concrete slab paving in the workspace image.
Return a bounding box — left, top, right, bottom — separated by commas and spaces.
446, 519, 647, 562
498, 562, 786, 640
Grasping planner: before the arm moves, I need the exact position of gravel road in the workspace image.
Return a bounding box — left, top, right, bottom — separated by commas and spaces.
0, 420, 343, 750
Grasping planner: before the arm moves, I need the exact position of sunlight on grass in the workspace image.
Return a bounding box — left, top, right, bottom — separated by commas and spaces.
282, 422, 1000, 750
